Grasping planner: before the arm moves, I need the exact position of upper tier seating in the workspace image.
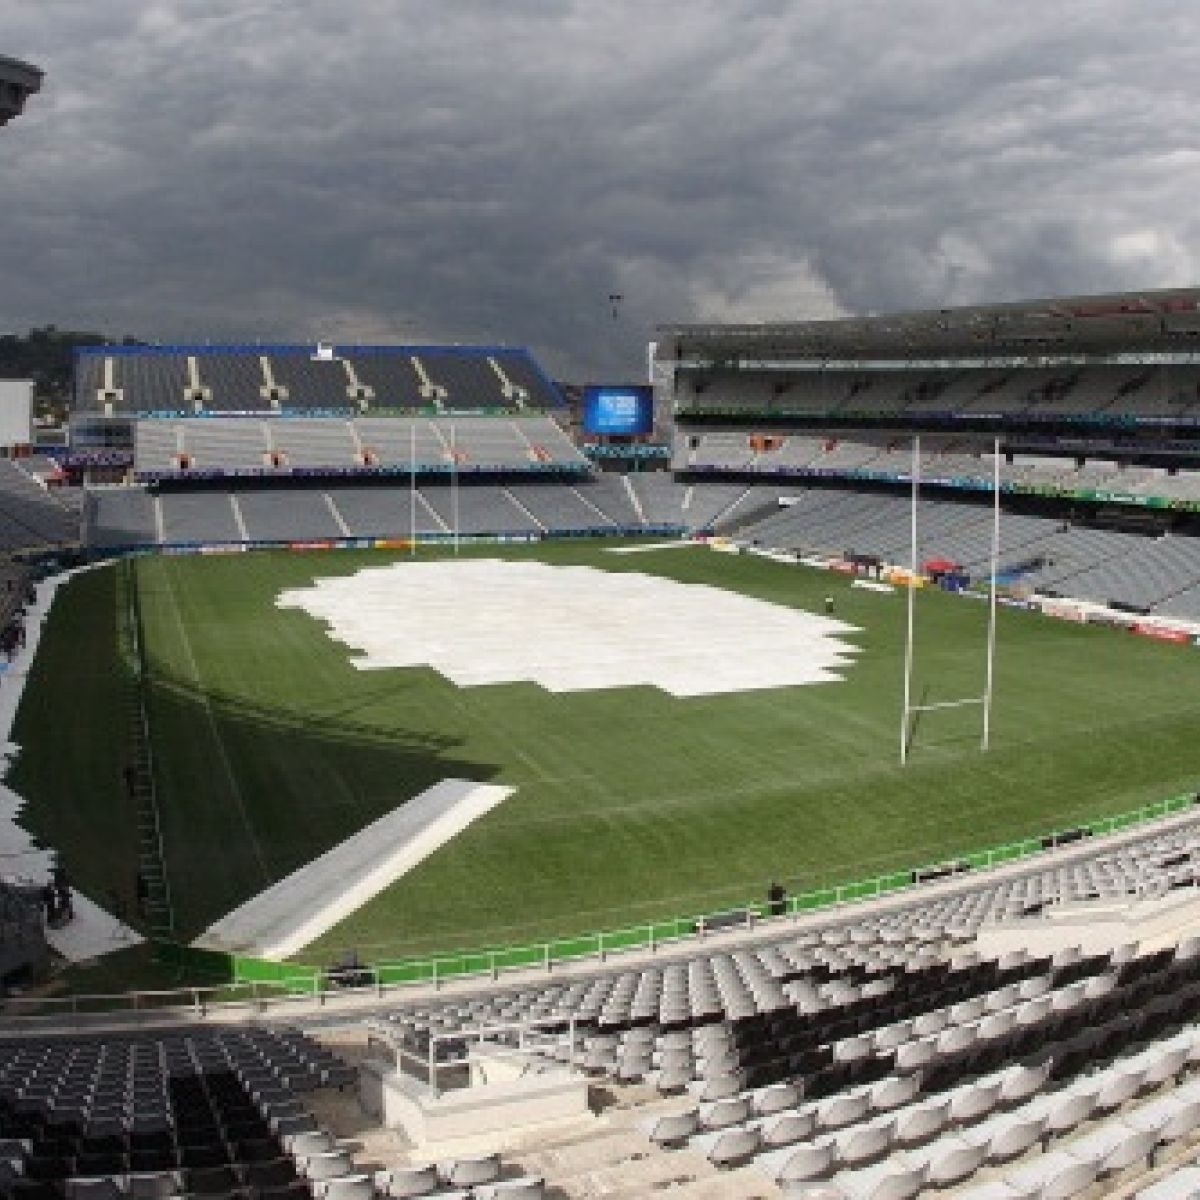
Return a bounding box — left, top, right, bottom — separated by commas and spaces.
76, 348, 563, 415
674, 364, 1200, 422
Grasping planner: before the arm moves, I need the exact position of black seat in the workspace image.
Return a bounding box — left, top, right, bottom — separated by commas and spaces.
187, 1166, 238, 1195
180, 1145, 229, 1170
239, 1160, 297, 1189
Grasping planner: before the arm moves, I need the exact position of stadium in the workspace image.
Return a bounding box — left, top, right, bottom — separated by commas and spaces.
7, 30, 1200, 1200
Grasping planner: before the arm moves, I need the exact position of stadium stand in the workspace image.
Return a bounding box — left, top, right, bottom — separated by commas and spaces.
33, 813, 1174, 1197
159, 494, 240, 545
0, 462, 79, 550
132, 417, 587, 479
10, 814, 1200, 1197
75, 346, 563, 416
419, 484, 540, 537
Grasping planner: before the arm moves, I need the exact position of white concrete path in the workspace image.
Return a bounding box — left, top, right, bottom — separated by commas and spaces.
0, 562, 142, 961
195, 779, 515, 960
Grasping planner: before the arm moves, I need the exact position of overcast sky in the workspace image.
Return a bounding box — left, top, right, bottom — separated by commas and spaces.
5, 0, 1200, 379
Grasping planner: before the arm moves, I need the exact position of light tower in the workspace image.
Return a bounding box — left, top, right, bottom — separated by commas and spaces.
0, 54, 43, 127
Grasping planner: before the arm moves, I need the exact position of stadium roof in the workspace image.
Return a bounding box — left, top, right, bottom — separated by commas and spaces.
659, 287, 1200, 363
0, 54, 42, 127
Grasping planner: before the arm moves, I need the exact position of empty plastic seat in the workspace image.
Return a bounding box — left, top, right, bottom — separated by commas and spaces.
376, 1163, 438, 1197
645, 1110, 698, 1147
440, 1153, 500, 1188
319, 1176, 375, 1200
303, 1150, 354, 1182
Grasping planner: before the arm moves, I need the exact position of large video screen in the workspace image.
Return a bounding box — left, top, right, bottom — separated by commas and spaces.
582, 385, 654, 436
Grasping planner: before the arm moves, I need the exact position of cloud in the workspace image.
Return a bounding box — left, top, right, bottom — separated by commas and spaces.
3, 0, 1200, 378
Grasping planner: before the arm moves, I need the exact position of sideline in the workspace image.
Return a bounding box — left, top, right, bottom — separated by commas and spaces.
604, 540, 695, 554
0, 560, 142, 961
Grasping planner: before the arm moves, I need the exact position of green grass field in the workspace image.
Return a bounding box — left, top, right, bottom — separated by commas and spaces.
12, 541, 1200, 967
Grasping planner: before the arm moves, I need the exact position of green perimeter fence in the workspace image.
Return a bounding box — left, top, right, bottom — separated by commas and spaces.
147, 790, 1197, 1005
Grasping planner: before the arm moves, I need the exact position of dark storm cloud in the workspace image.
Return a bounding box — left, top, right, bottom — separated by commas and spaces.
4, 0, 1200, 378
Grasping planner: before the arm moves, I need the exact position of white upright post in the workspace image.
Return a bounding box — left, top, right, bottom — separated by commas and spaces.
409, 422, 417, 556
451, 423, 460, 556
900, 435, 920, 764
981, 436, 1001, 750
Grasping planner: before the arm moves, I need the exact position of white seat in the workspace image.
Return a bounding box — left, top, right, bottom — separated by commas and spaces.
818, 1091, 871, 1130
775, 1140, 836, 1185
1095, 1067, 1145, 1113
441, 1153, 501, 1188
755, 1081, 802, 1115
870, 1076, 918, 1112
1134, 1165, 1200, 1198
982, 1115, 1045, 1163
917, 1137, 987, 1187
474, 1180, 545, 1200
831, 1158, 925, 1200
998, 1061, 1051, 1106
893, 1100, 949, 1147
760, 1109, 816, 1147
378, 1163, 439, 1198
837, 1120, 893, 1168
320, 1176, 375, 1200
305, 1151, 354, 1182
704, 1126, 760, 1167
1006, 1148, 1099, 1199
950, 1081, 1001, 1126
894, 1041, 934, 1071
700, 1095, 751, 1129
645, 1110, 699, 1146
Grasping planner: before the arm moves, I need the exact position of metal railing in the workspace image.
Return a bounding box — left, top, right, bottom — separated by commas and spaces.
1, 791, 1195, 1027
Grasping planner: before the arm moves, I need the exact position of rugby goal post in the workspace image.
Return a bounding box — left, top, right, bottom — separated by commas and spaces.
899, 434, 1001, 764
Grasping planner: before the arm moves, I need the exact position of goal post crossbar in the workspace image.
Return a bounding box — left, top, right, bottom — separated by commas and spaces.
909, 697, 985, 713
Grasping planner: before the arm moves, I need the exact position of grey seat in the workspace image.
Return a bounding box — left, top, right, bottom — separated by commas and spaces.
126, 1173, 183, 1200
894, 1100, 950, 1147
376, 1163, 438, 1198
441, 1153, 501, 1188
833, 1161, 926, 1200
755, 1081, 803, 1115
838, 1120, 893, 1168
288, 1130, 337, 1157
984, 1116, 1044, 1163
704, 1127, 760, 1167
320, 1176, 375, 1200
1094, 1067, 1144, 1113
776, 1141, 836, 1185
818, 1092, 870, 1130
998, 1062, 1051, 1106
950, 1081, 1001, 1126
65, 1181, 121, 1200
474, 1180, 546, 1200
760, 1110, 815, 1148
304, 1150, 355, 1182
700, 1096, 751, 1129
918, 1139, 987, 1187
871, 1076, 918, 1112
1006, 1149, 1099, 1199
645, 1110, 699, 1147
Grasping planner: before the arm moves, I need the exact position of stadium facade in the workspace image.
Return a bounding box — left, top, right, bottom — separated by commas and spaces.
0, 54, 42, 127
